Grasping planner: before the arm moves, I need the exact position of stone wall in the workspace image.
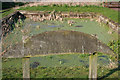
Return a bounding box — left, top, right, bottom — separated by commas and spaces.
20, 11, 119, 31
97, 15, 119, 31
3, 30, 114, 58
20, 2, 103, 7
1, 11, 26, 36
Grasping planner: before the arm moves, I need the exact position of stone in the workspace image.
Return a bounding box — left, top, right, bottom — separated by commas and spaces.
15, 23, 19, 27
68, 20, 75, 25
36, 25, 40, 29
91, 34, 98, 38
104, 19, 109, 24
22, 35, 29, 43
108, 30, 112, 34
108, 22, 116, 29
55, 15, 60, 20
99, 15, 104, 22
3, 30, 114, 58
59, 18, 63, 21
90, 18, 94, 21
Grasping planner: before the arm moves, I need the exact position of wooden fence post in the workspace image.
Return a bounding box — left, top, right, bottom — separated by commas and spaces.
23, 57, 30, 79
89, 52, 97, 80
22, 28, 30, 79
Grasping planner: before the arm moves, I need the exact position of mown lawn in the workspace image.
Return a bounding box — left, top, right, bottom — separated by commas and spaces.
18, 5, 119, 23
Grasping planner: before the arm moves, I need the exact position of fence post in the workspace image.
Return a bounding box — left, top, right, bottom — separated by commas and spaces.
89, 52, 97, 80
22, 27, 30, 79
23, 57, 30, 79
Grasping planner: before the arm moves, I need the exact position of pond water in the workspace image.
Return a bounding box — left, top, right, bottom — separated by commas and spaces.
2, 17, 118, 78
29, 54, 110, 68
2, 18, 118, 51
2, 53, 112, 68
2, 53, 118, 78
26, 18, 117, 43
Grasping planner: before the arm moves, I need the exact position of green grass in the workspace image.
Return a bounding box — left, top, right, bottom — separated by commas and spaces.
108, 40, 120, 54
2, 66, 119, 78
30, 66, 89, 78
1, 9, 16, 19
18, 5, 119, 23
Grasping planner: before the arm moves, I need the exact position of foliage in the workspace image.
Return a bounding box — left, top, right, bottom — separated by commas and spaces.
1, 9, 15, 18
108, 40, 120, 54
2, 2, 26, 9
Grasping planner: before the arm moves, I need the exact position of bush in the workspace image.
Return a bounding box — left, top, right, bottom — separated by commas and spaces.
63, 4, 69, 8
2, 2, 26, 9
108, 40, 120, 54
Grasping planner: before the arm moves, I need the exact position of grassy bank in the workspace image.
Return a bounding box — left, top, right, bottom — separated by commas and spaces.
1, 5, 119, 24
18, 5, 119, 23
1, 2, 28, 18
0, 9, 16, 19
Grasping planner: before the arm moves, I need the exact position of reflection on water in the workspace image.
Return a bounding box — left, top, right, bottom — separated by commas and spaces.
28, 54, 113, 68
75, 25, 83, 27
30, 62, 40, 68
48, 25, 63, 27
23, 18, 117, 44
